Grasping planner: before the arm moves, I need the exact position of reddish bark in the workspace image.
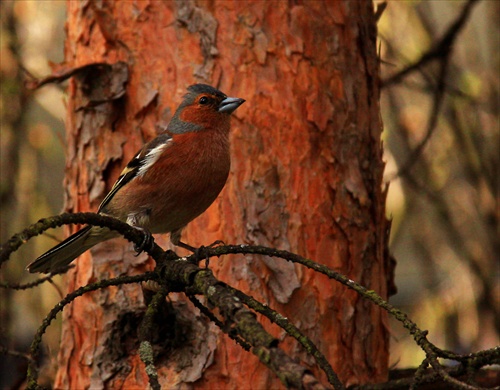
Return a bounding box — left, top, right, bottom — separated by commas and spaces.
56, 1, 389, 388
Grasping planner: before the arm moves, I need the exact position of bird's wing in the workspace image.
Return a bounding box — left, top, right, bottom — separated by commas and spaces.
98, 133, 173, 213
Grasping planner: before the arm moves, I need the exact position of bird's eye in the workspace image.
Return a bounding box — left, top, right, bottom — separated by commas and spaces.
199, 96, 209, 105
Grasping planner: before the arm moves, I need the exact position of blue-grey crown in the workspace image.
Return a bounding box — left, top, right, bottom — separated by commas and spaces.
187, 84, 226, 99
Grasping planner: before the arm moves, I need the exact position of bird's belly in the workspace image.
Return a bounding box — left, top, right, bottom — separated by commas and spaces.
106, 174, 227, 234
146, 176, 227, 233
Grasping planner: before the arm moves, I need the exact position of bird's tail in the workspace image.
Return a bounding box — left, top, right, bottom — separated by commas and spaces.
27, 226, 115, 274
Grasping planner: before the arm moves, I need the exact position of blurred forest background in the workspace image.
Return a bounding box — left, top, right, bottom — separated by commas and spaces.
0, 0, 498, 386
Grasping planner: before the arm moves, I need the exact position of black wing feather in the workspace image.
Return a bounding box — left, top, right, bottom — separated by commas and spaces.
98, 133, 172, 213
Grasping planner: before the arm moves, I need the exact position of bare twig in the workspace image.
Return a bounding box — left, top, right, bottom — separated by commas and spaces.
382, 0, 480, 88
226, 285, 343, 389
388, 53, 449, 180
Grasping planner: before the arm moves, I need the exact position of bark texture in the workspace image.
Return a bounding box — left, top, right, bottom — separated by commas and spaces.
56, 1, 389, 388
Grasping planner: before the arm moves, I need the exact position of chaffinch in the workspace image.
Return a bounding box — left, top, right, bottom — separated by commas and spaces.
27, 84, 245, 273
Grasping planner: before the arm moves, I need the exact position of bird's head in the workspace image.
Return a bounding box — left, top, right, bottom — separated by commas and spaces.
168, 84, 245, 134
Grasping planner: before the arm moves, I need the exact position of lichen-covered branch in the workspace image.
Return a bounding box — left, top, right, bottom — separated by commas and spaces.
1, 214, 497, 389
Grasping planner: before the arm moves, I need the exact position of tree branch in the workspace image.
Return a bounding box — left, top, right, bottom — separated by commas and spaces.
2, 213, 497, 389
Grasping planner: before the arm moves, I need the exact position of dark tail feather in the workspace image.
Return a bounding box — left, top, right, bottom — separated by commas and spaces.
27, 226, 108, 274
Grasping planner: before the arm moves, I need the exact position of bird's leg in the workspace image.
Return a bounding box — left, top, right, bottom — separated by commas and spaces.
175, 240, 197, 252
170, 228, 195, 251
170, 228, 206, 265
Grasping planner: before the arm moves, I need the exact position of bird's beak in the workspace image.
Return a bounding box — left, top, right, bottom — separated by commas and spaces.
218, 96, 245, 114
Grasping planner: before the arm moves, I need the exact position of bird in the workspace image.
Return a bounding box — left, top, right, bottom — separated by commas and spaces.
27, 84, 245, 274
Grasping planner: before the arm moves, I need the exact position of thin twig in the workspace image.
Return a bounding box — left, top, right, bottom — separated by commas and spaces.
382, 0, 480, 88
226, 285, 344, 390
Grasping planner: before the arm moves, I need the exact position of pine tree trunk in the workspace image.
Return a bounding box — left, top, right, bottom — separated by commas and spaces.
56, 1, 389, 388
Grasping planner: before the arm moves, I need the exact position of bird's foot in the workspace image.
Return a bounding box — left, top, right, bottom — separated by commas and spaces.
133, 227, 154, 256
179, 240, 225, 268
